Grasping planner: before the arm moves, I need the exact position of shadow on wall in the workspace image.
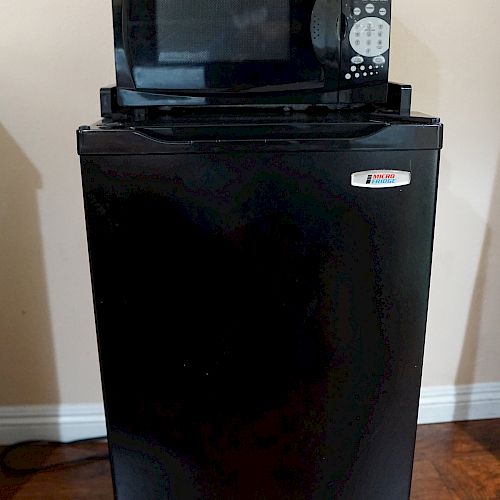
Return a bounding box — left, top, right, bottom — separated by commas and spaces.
455, 157, 500, 418
0, 124, 59, 406
390, 15, 440, 114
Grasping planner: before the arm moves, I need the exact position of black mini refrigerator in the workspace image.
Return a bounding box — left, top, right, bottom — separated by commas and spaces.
78, 109, 442, 499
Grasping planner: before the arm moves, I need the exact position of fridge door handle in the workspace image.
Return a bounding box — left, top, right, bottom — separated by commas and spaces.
78, 122, 443, 155
132, 123, 389, 142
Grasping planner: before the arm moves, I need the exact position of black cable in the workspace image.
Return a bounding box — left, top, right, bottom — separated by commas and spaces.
0, 436, 109, 475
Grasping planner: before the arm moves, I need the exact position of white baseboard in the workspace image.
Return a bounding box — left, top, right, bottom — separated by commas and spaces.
0, 383, 499, 444
417, 382, 500, 425
0, 404, 106, 445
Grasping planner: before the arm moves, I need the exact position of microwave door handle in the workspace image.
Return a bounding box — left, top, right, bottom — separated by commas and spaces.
311, 0, 342, 68
340, 11, 348, 41
113, 0, 135, 89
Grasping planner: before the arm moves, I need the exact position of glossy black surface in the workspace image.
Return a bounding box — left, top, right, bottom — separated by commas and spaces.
116, 0, 324, 92
80, 116, 441, 499
127, 0, 323, 91
112, 0, 391, 106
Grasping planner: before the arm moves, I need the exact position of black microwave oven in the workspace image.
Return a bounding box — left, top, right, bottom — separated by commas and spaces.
112, 0, 392, 108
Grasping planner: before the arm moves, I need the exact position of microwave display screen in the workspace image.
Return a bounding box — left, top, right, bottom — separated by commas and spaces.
156, 0, 290, 64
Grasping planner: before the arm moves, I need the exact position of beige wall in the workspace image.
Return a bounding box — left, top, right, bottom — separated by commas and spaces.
390, 0, 500, 387
0, 0, 499, 406
0, 1, 114, 404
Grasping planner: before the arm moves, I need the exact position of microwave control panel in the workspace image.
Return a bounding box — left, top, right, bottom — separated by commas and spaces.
340, 0, 391, 90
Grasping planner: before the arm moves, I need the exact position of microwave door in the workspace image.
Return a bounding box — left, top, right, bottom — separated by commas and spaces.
231, 0, 343, 94
311, 0, 342, 70
118, 0, 342, 95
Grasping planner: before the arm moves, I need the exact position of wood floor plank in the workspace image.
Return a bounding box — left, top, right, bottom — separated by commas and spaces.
434, 450, 500, 500
0, 443, 113, 500
414, 422, 486, 460
410, 460, 460, 500
6, 461, 113, 500
456, 420, 500, 457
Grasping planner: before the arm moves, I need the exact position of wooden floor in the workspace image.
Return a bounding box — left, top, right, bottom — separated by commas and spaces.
0, 420, 499, 499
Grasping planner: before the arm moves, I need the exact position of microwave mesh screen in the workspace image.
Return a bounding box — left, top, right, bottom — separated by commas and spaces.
155, 0, 290, 63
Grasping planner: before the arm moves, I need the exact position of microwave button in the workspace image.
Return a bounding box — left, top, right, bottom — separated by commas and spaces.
355, 73, 360, 78
379, 8, 387, 16
373, 56, 386, 65
345, 73, 352, 80
354, 7, 362, 15
351, 66, 357, 72
365, 4, 375, 14
351, 56, 364, 64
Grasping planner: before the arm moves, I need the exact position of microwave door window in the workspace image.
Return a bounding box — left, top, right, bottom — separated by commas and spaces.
155, 0, 290, 64
126, 0, 326, 92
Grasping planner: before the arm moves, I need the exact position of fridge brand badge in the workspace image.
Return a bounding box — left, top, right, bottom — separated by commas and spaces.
351, 170, 412, 189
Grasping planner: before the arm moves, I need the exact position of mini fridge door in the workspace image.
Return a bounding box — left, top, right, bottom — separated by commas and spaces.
79, 117, 442, 499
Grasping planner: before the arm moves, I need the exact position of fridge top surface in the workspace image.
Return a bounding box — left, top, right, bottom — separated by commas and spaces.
78, 111, 443, 156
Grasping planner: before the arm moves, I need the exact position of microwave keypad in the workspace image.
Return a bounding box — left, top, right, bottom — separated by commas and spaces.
340, 0, 390, 90
349, 17, 390, 58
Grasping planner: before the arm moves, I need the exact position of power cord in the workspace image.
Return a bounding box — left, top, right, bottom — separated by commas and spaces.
0, 437, 109, 475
